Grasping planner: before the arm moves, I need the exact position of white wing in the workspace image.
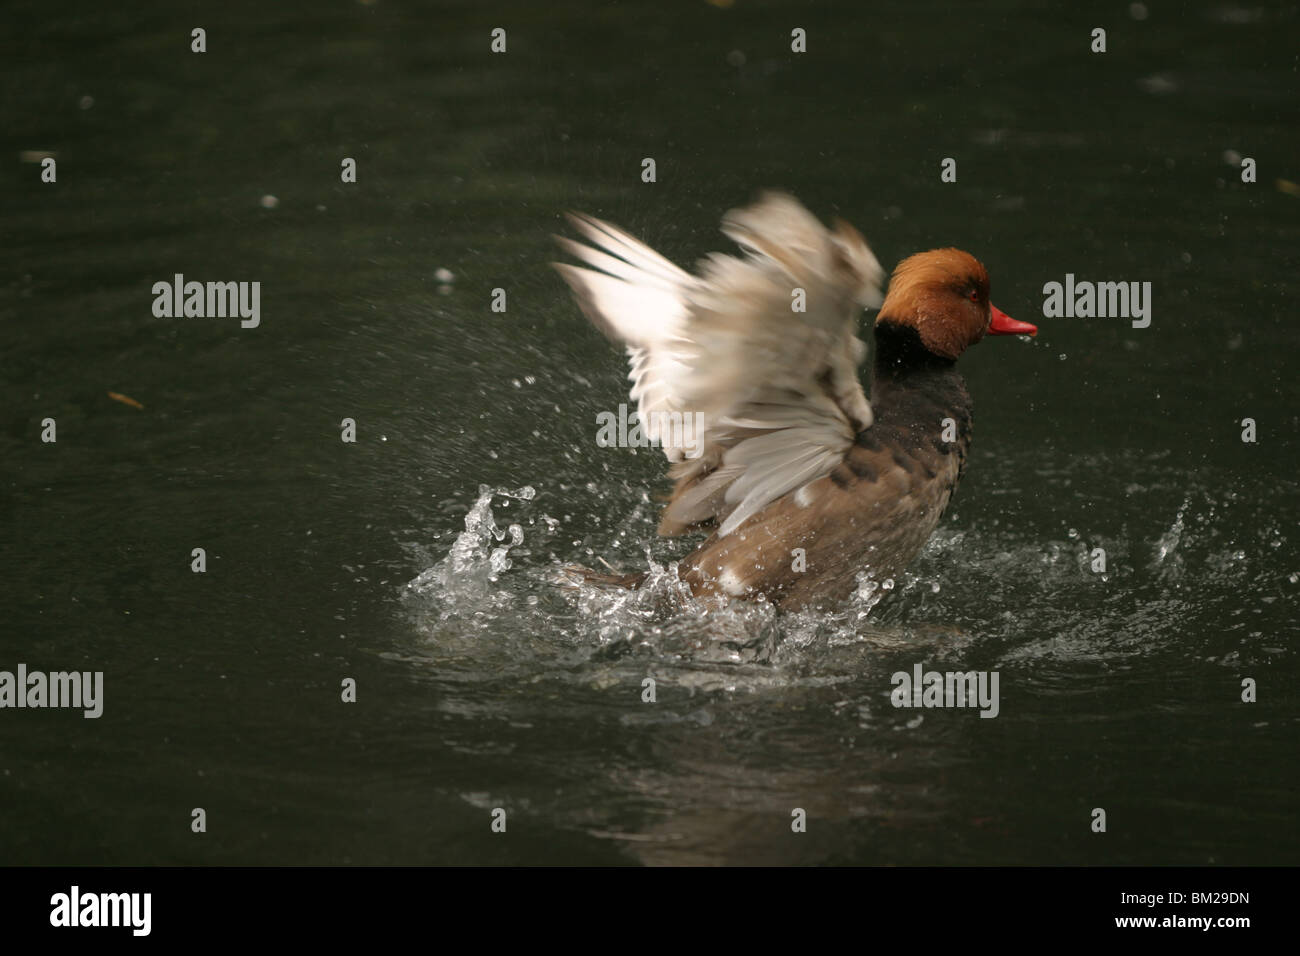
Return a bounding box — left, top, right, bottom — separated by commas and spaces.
554, 192, 884, 537
552, 213, 698, 461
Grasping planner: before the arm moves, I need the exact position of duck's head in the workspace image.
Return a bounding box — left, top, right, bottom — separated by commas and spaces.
875, 248, 1036, 361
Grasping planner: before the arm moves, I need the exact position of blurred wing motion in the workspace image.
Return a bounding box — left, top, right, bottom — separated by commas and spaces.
554, 192, 884, 538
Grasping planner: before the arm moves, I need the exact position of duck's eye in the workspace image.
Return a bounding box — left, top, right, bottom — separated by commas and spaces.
968, 289, 979, 301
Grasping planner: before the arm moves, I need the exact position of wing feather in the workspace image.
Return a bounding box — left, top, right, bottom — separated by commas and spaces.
553, 192, 885, 535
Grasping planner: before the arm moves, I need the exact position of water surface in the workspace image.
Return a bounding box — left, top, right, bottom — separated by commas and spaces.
2, 0, 1297, 865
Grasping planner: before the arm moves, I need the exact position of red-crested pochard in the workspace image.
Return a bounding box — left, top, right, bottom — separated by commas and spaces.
554, 192, 1036, 609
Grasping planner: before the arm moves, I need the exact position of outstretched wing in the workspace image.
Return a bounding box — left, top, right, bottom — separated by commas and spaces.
554, 192, 884, 538
552, 214, 698, 461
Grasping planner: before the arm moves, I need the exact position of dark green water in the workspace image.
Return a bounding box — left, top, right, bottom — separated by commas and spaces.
3, 0, 1297, 865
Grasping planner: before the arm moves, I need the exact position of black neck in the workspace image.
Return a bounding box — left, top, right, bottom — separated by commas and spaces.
873, 320, 954, 374
868, 320, 972, 442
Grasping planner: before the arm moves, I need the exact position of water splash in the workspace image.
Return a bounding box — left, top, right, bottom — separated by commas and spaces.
406, 484, 535, 617
399, 457, 1290, 676
851, 574, 895, 620
1152, 494, 1191, 577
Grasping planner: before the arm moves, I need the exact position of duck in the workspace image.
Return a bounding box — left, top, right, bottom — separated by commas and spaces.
553, 192, 1037, 610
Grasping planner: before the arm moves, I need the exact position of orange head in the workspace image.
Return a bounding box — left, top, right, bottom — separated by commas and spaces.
876, 248, 1035, 360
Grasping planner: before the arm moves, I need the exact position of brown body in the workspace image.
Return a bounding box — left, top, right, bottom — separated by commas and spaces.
679, 324, 972, 608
